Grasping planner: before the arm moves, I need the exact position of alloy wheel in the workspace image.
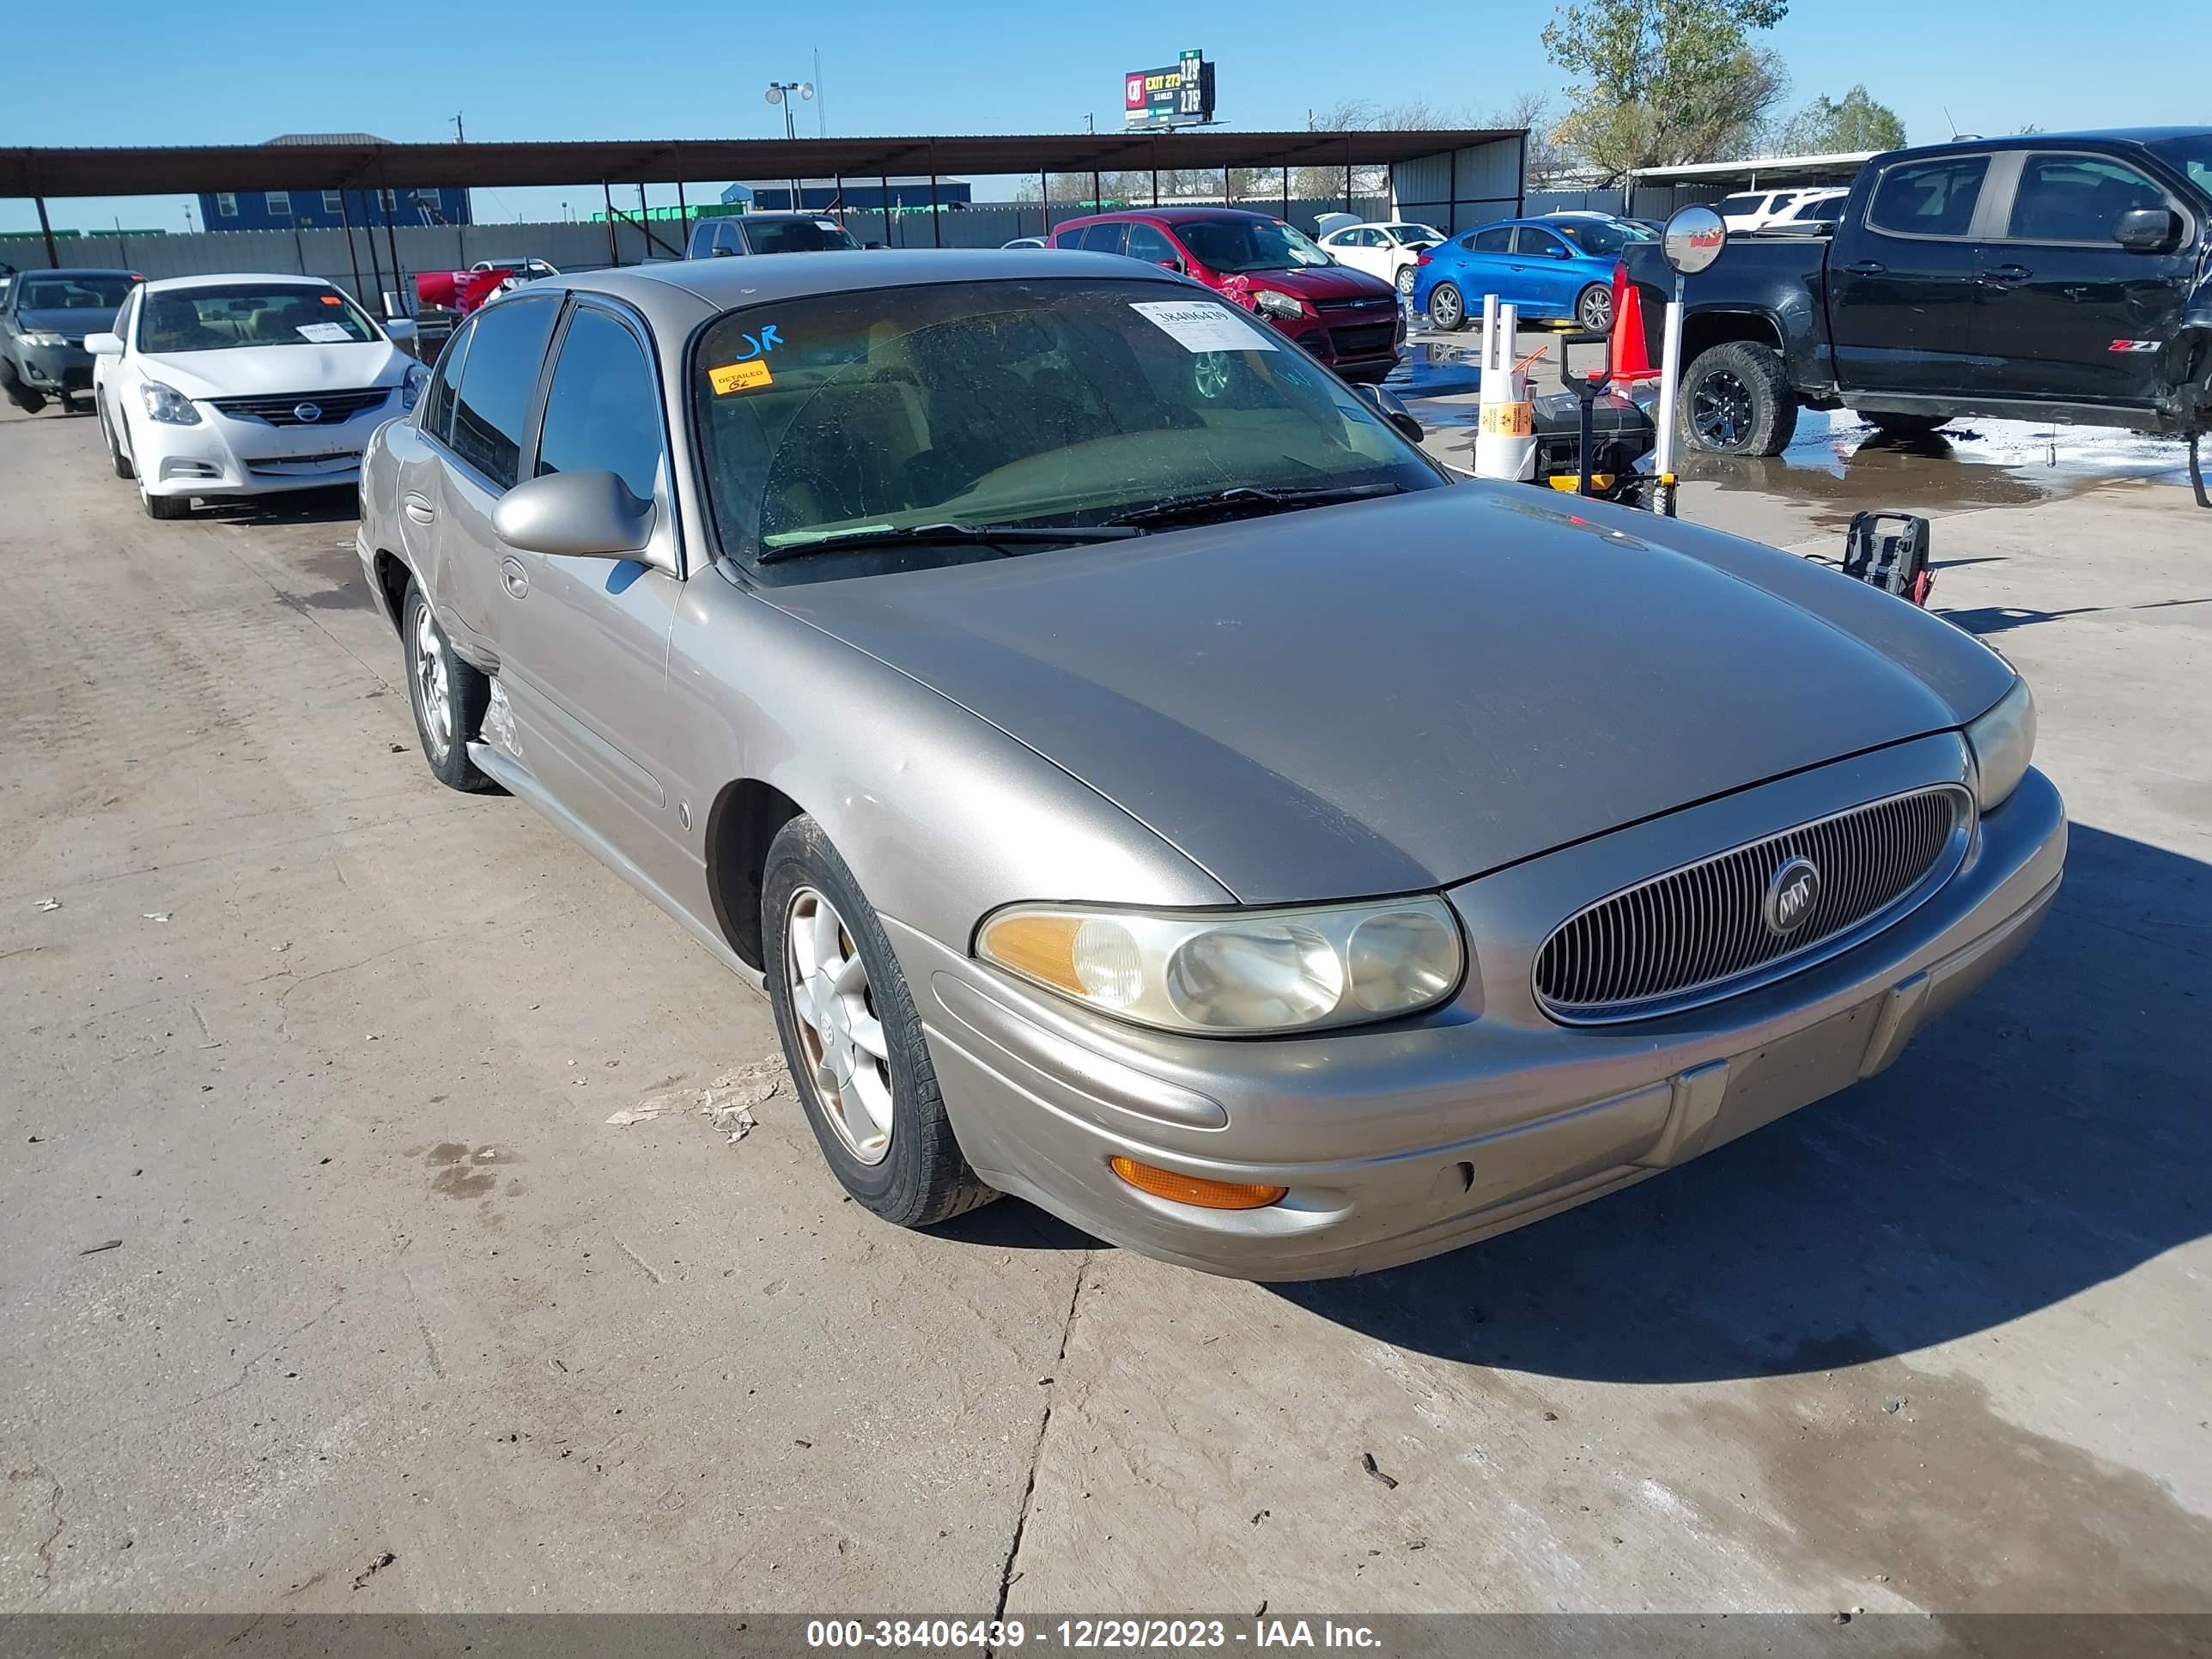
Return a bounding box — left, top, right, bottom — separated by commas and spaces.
411, 602, 454, 761
1579, 286, 1613, 332
1429, 285, 1462, 329
1692, 369, 1753, 450
785, 885, 895, 1164
1395, 266, 1416, 296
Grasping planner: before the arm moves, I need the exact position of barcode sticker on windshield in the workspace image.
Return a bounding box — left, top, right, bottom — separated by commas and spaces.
1129, 300, 1275, 353
295, 322, 351, 343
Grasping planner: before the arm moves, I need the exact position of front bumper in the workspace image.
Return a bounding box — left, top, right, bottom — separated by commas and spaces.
15, 343, 92, 392
137, 394, 398, 498
893, 737, 2066, 1279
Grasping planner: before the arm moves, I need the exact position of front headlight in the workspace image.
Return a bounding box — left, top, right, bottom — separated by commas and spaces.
139, 380, 201, 425
20, 330, 68, 348
399, 362, 431, 410
1965, 677, 2036, 811
976, 896, 1465, 1035
1251, 289, 1306, 321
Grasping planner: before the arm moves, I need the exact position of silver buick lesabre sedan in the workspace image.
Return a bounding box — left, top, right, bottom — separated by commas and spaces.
356, 248, 2064, 1280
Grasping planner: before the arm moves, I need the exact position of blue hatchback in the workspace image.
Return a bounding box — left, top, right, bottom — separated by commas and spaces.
1412, 216, 1652, 334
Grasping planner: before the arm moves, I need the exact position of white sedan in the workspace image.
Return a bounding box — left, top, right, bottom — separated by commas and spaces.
1314, 221, 1449, 295
87, 274, 427, 520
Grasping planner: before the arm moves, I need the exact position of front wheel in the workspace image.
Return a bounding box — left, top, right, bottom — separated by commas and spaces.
1426, 282, 1465, 331
1575, 283, 1613, 334
1395, 265, 1417, 297
1678, 340, 1798, 457
763, 815, 995, 1230
101, 400, 136, 479
3, 362, 47, 414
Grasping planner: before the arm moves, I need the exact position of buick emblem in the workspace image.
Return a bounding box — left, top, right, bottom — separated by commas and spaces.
293, 402, 324, 423
1763, 856, 1821, 935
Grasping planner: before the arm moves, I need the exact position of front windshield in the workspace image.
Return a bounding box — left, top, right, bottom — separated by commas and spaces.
691, 278, 1443, 562
137, 283, 380, 352
18, 273, 135, 313
1552, 218, 1656, 257
2147, 135, 2212, 197
740, 217, 861, 254
1177, 217, 1333, 273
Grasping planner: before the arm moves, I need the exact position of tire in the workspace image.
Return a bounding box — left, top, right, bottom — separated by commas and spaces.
400, 583, 496, 793
143, 489, 191, 520
3, 361, 47, 414
762, 814, 996, 1231
1678, 340, 1798, 457
1860, 410, 1952, 438
1575, 283, 1613, 334
100, 400, 135, 479
1395, 264, 1417, 297
1426, 282, 1466, 331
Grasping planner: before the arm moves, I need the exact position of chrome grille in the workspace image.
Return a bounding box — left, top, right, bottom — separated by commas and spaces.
1534, 786, 1970, 1022
209, 388, 390, 426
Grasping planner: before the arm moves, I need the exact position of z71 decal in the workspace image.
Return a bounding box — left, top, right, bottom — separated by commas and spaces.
2108, 339, 2160, 353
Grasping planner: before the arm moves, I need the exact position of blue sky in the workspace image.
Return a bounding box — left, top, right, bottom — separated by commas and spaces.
6, 0, 2207, 234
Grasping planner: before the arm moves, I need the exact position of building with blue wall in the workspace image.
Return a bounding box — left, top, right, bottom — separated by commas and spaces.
194, 135, 472, 231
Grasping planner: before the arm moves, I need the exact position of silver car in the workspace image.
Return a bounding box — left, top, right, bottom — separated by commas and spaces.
356, 249, 2064, 1280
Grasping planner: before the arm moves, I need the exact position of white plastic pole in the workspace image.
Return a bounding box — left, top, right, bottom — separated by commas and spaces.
1652, 298, 1685, 483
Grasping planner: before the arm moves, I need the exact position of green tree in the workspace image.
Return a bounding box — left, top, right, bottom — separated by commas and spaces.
1542, 0, 1792, 182
1778, 85, 1907, 153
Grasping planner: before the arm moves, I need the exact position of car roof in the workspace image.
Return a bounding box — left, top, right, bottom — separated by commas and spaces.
552, 247, 1188, 333
1064, 205, 1285, 226
16, 267, 138, 281
140, 272, 336, 295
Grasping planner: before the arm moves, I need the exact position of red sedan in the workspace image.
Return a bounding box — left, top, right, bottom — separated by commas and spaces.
1050, 207, 1403, 383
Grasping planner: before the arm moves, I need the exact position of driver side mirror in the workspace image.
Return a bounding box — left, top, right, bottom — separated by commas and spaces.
2114, 207, 2180, 252
83, 331, 124, 356
1158, 256, 1186, 274
1352, 382, 1424, 443
493, 470, 654, 558
383, 318, 419, 343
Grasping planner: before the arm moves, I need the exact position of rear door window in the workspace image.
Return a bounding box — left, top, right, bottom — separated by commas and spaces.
418, 313, 476, 445
1468, 227, 1513, 253
1866, 155, 1990, 239
447, 295, 560, 489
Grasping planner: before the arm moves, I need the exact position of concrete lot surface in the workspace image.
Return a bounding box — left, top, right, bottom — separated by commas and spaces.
3, 395, 2208, 1619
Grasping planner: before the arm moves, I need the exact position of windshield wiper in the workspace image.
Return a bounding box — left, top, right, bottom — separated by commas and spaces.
1104, 482, 1407, 530
758, 520, 1146, 562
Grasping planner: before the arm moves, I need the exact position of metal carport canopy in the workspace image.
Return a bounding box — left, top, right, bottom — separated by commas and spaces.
1, 130, 1522, 198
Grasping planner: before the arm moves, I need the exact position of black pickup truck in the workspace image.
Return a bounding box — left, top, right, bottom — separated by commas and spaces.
1623, 128, 2212, 457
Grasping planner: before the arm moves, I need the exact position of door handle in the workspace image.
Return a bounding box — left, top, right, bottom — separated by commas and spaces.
403, 493, 436, 524
501, 556, 530, 599
1978, 264, 2033, 283
1844, 260, 1886, 275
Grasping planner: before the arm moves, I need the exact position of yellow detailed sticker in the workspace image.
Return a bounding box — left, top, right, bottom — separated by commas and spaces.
1480, 402, 1533, 437
709, 360, 774, 394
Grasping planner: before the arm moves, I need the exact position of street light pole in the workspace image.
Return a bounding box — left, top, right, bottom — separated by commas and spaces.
766, 80, 814, 211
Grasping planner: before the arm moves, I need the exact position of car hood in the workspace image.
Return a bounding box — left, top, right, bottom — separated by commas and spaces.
19, 307, 118, 339
1218, 264, 1395, 301
138, 341, 408, 398
767, 487, 2015, 903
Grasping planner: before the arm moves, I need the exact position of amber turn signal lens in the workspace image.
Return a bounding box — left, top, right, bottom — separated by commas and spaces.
1109, 1156, 1286, 1211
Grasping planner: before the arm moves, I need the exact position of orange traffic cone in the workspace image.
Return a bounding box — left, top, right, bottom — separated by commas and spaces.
1608, 262, 1657, 385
